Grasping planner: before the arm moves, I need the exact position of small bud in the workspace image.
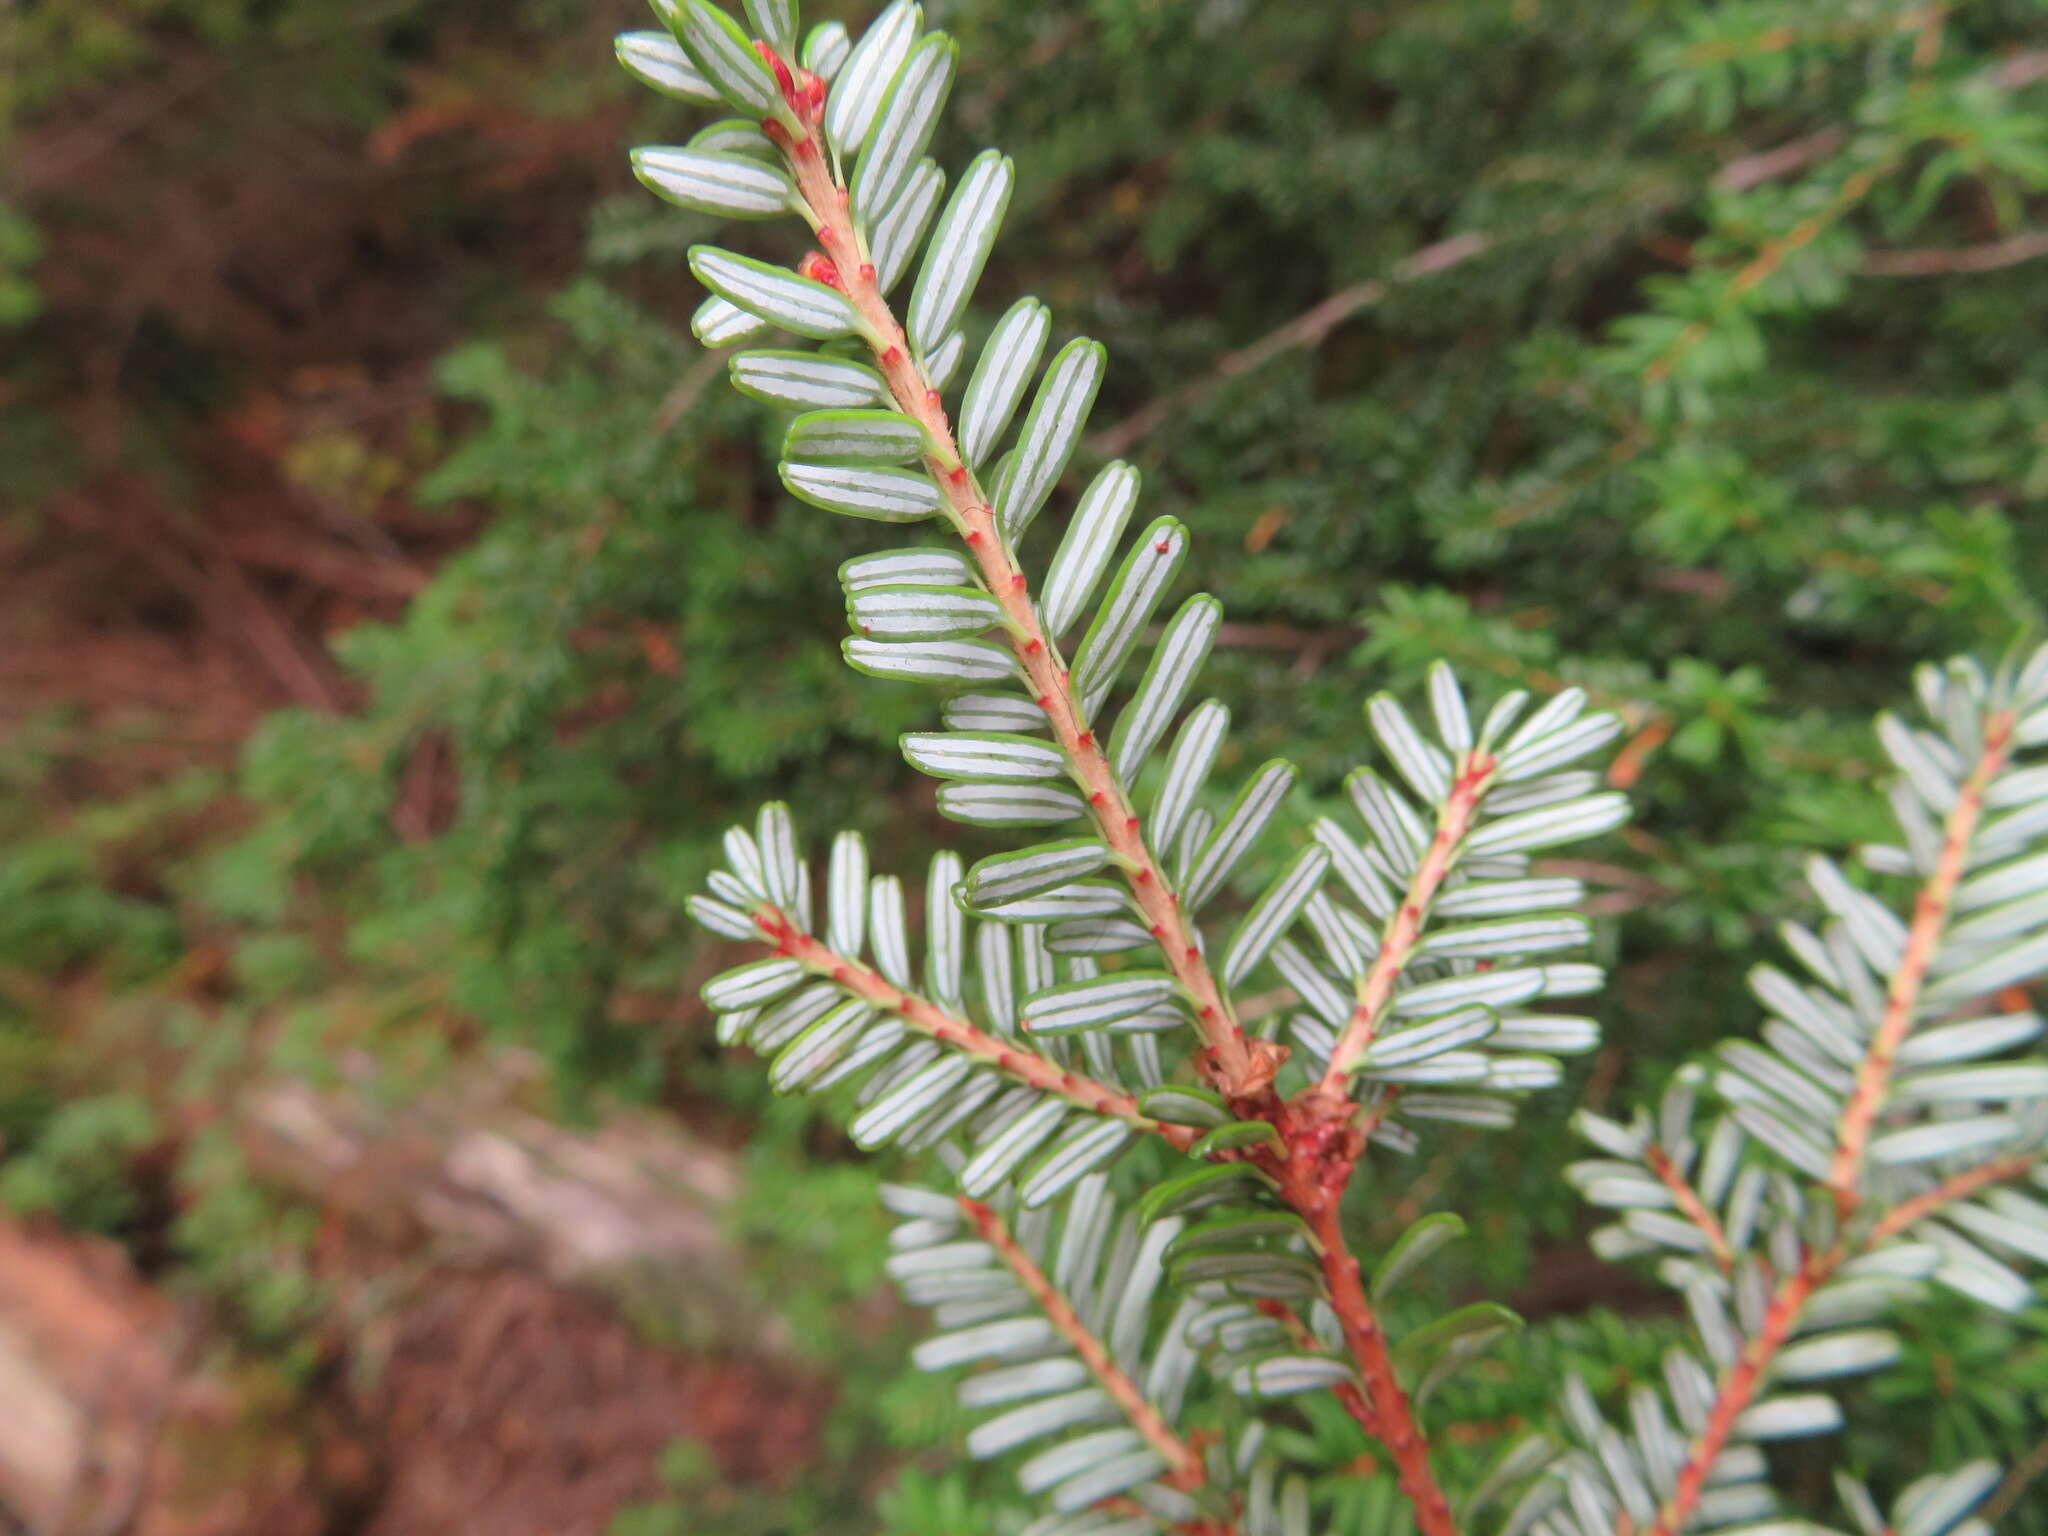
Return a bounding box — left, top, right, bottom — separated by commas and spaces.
798, 67, 828, 120
754, 40, 798, 101
798, 251, 843, 289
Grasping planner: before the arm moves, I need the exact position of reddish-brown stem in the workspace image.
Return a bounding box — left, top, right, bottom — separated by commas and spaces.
1286, 1167, 1458, 1536
1826, 710, 2016, 1218
1644, 1259, 1822, 1536
1645, 1144, 1735, 1272
1309, 753, 1498, 1102
756, 906, 1196, 1146
961, 1198, 1208, 1491
774, 110, 1265, 1102
1869, 1152, 2036, 1244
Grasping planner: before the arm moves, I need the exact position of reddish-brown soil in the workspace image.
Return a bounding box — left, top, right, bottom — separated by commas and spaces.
0, 1219, 829, 1536
361, 1269, 827, 1535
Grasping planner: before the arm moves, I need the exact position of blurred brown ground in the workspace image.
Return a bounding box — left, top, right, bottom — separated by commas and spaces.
1, 9, 828, 1530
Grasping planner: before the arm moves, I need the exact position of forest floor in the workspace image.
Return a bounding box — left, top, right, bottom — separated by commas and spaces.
1, 22, 835, 1531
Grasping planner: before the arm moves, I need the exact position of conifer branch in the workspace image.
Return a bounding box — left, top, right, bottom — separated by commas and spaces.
1641, 1258, 1824, 1536
1677, 7, 1945, 65
753, 904, 1193, 1142
651, 29, 1628, 1528
1642, 1142, 1734, 1272
1867, 1151, 2038, 1244
1642, 708, 2020, 1536
768, 77, 1267, 1101
958, 1197, 1212, 1496
1639, 1161, 2024, 1536
1641, 156, 1896, 387
1713, 127, 1848, 191
1825, 710, 2016, 1217
1308, 750, 1499, 1103
1284, 1167, 1459, 1536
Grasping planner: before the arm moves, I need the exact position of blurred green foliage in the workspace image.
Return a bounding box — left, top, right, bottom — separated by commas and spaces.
3, 0, 2045, 1529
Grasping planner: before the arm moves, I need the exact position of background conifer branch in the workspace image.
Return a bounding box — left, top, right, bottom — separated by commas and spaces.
1858, 228, 2048, 276
1581, 684, 2048, 1536
1641, 1258, 1826, 1536
1825, 710, 2017, 1215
